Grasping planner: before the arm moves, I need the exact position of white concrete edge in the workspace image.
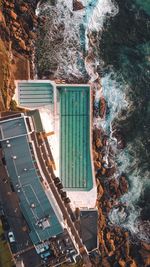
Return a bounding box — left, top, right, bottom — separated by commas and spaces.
89, 86, 97, 190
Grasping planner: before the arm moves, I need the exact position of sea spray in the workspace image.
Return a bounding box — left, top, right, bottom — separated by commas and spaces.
36, 0, 87, 81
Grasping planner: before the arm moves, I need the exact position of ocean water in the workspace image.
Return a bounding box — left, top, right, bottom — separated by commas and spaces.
36, 0, 150, 242
100, 0, 150, 242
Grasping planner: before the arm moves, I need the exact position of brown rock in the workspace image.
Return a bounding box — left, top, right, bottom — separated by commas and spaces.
117, 135, 126, 149
102, 136, 107, 146
18, 39, 26, 50
0, 11, 10, 40
4, 1, 14, 8
100, 97, 106, 118
19, 5, 28, 13
124, 240, 130, 259
116, 189, 122, 198
96, 138, 103, 148
99, 230, 104, 245
141, 241, 150, 251
9, 10, 17, 20
97, 183, 104, 199
0, 10, 6, 25
106, 232, 111, 240
118, 259, 126, 267
93, 150, 99, 160
32, 15, 38, 26
29, 31, 37, 40
105, 200, 112, 212
94, 160, 102, 170
98, 208, 105, 230
73, 0, 85, 11
109, 178, 119, 195
4, 1, 9, 7
139, 248, 150, 266
119, 176, 128, 194
126, 259, 137, 267
130, 259, 137, 267
11, 25, 18, 33
101, 257, 111, 267
98, 152, 103, 160
106, 166, 116, 177
101, 167, 106, 175
109, 239, 115, 253
13, 21, 20, 28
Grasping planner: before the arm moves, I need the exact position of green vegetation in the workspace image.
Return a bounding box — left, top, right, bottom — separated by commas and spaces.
10, 99, 17, 111
0, 220, 14, 267
10, 99, 26, 112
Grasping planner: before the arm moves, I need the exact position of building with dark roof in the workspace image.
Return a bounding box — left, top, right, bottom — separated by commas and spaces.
0, 112, 93, 266
0, 114, 63, 245
79, 210, 98, 252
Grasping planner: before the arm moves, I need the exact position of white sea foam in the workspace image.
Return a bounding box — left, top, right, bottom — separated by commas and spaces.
85, 0, 118, 32
37, 0, 118, 81
108, 138, 150, 241
94, 67, 149, 239
101, 71, 129, 131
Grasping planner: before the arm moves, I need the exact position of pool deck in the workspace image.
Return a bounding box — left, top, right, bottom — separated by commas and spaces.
56, 84, 96, 208
14, 81, 97, 209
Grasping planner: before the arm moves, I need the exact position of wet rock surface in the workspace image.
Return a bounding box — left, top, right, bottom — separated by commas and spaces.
92, 124, 150, 267
2, 0, 38, 55
73, 0, 85, 11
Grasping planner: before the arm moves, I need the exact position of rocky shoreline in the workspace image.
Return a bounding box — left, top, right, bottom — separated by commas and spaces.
84, 8, 150, 266
0, 0, 39, 109
92, 126, 150, 267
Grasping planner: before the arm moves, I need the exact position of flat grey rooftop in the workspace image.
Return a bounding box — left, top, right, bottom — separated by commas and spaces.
27, 110, 44, 133
80, 210, 98, 252
0, 117, 27, 140
1, 132, 63, 244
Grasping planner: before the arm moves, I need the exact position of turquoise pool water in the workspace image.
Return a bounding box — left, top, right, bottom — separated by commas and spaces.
58, 86, 93, 191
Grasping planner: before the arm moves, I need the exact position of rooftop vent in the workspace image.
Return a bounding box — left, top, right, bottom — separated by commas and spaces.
7, 144, 11, 148
12, 155, 17, 160
36, 218, 50, 230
